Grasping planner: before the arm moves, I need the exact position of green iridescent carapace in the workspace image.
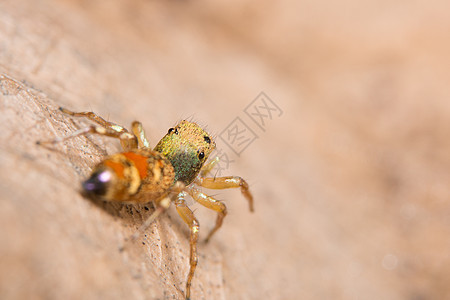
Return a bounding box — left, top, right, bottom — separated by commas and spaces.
154, 120, 216, 185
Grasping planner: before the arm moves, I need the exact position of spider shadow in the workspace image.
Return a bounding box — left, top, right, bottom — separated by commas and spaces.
79, 188, 190, 245
80, 189, 156, 228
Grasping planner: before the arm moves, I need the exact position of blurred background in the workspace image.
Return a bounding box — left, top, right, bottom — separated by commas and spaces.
1, 0, 449, 299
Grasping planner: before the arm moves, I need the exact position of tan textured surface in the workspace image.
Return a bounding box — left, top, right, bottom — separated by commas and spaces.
1, 0, 450, 299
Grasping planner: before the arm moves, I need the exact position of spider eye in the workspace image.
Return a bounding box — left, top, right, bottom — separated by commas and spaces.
204, 136, 211, 144
168, 127, 179, 134
198, 151, 205, 160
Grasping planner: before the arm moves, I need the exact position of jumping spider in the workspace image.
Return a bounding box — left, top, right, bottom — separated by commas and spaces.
38, 107, 254, 299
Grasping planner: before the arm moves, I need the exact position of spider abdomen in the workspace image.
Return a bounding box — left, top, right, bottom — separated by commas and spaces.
83, 149, 175, 203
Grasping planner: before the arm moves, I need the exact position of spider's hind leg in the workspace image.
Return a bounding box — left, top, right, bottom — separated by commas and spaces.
38, 107, 139, 151
59, 107, 127, 132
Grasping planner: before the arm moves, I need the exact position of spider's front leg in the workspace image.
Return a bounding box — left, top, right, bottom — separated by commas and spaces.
186, 186, 227, 243
197, 157, 254, 211
197, 176, 254, 212
174, 191, 199, 300
191, 157, 254, 242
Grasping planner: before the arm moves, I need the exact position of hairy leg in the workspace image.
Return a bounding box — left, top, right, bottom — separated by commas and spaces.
195, 176, 254, 212
199, 156, 220, 177
187, 187, 227, 243
59, 107, 129, 133
131, 121, 150, 148
174, 191, 199, 300
38, 107, 138, 150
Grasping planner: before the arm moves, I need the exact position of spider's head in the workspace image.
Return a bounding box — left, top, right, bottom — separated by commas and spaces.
154, 120, 215, 185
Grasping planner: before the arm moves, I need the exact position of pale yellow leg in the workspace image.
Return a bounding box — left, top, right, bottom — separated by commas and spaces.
59, 107, 128, 133
187, 187, 227, 243
61, 108, 151, 150
37, 124, 138, 151
131, 121, 150, 149
199, 157, 220, 177
195, 176, 254, 212
174, 192, 199, 300
37, 107, 138, 150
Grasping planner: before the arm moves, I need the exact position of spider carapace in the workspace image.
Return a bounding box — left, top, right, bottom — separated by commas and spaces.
39, 107, 254, 299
